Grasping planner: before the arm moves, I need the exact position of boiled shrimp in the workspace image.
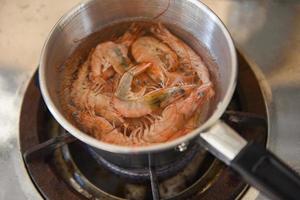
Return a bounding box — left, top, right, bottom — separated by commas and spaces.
115, 23, 144, 48
90, 41, 131, 79
115, 62, 152, 100
131, 36, 179, 84
113, 85, 195, 118
70, 61, 125, 126
103, 83, 214, 145
90, 23, 143, 82
73, 111, 115, 140
113, 84, 195, 118
75, 111, 133, 145
151, 23, 210, 84
113, 62, 195, 118
140, 83, 214, 143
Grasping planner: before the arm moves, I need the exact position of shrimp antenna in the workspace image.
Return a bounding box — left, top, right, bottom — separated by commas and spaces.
153, 0, 171, 20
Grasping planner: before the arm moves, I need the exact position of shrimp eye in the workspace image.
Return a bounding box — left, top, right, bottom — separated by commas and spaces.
198, 92, 204, 97
179, 88, 185, 94
72, 112, 79, 118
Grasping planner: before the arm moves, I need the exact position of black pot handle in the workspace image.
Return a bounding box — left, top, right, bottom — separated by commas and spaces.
231, 142, 300, 200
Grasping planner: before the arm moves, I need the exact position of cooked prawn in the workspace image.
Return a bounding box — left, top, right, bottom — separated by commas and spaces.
151, 23, 210, 84
71, 61, 125, 126
115, 23, 144, 48
103, 83, 214, 145
90, 23, 144, 80
115, 62, 152, 100
73, 111, 115, 140
113, 84, 195, 118
75, 111, 134, 145
140, 83, 214, 143
131, 36, 179, 84
90, 41, 131, 79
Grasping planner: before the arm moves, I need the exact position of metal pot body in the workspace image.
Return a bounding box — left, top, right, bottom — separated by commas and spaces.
90, 140, 198, 169
39, 0, 237, 167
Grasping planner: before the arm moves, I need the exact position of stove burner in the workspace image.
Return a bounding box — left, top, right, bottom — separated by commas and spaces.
61, 139, 215, 200
87, 144, 200, 182
20, 51, 268, 200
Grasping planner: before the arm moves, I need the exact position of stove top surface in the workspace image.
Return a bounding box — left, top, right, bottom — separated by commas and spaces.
1, 1, 300, 200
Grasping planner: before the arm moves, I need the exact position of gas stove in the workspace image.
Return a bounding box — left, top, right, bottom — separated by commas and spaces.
1, 1, 300, 200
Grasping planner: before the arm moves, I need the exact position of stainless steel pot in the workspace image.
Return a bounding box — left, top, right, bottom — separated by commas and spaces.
39, 0, 235, 157
39, 0, 300, 199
